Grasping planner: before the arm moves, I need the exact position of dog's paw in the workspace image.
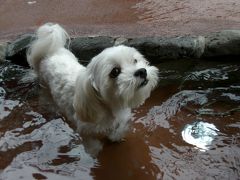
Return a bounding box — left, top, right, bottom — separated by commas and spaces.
82, 138, 103, 157
108, 132, 126, 142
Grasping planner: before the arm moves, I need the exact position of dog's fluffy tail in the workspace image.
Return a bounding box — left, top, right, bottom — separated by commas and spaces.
27, 23, 69, 71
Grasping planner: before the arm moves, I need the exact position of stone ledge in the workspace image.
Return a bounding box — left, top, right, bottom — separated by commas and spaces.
70, 36, 115, 65
203, 30, 240, 57
3, 30, 240, 66
0, 42, 7, 63
121, 36, 205, 64
5, 34, 35, 66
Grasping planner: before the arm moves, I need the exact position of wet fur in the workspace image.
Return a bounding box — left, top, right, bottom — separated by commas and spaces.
27, 23, 159, 156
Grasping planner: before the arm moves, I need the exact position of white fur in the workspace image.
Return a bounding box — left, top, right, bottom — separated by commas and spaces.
27, 23, 159, 156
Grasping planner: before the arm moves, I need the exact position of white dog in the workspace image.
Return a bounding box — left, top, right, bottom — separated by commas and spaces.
27, 23, 159, 156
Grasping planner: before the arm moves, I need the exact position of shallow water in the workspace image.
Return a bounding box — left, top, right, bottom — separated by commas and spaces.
0, 59, 240, 179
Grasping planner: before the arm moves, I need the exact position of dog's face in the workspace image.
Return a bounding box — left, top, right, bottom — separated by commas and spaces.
87, 45, 159, 108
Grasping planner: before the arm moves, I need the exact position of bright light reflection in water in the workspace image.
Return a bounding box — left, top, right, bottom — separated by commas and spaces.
182, 121, 219, 151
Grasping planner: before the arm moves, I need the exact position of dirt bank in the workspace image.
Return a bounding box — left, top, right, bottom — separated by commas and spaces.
1, 0, 240, 41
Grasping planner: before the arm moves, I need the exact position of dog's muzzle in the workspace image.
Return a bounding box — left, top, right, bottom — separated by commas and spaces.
134, 68, 149, 88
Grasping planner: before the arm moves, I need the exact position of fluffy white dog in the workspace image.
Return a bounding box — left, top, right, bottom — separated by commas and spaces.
27, 23, 159, 156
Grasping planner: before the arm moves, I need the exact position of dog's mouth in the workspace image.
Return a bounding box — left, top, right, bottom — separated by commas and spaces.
138, 79, 149, 88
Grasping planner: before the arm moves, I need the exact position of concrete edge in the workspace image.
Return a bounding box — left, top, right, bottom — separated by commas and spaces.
2, 29, 240, 66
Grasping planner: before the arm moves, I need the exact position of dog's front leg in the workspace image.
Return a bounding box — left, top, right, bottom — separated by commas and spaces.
82, 136, 103, 157
107, 120, 130, 142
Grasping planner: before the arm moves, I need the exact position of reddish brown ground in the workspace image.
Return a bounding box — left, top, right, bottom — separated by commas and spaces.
1, 0, 240, 41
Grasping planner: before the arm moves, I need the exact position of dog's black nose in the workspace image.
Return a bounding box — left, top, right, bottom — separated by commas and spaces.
134, 68, 147, 79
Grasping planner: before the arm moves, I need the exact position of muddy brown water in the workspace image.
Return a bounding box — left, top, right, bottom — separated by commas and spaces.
0, 59, 240, 179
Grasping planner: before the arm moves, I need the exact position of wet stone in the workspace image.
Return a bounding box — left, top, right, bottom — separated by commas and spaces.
0, 42, 7, 63
5, 34, 35, 66
124, 36, 205, 63
4, 30, 240, 67
69, 36, 115, 65
114, 37, 128, 46
203, 30, 240, 57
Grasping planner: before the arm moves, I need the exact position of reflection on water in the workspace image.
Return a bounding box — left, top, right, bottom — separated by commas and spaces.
182, 121, 219, 151
0, 59, 240, 179
136, 90, 209, 129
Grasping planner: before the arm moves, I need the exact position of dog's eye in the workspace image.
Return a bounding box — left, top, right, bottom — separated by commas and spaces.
110, 67, 121, 78
134, 59, 138, 64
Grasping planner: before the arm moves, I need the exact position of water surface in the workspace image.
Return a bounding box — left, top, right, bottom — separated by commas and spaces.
0, 59, 240, 179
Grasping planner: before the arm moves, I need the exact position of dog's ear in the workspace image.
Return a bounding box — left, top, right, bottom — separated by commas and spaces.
73, 85, 110, 124
73, 55, 102, 123
86, 52, 106, 92
73, 77, 99, 123
90, 76, 99, 92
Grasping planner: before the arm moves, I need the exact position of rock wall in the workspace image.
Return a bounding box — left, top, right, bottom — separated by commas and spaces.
2, 30, 240, 66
